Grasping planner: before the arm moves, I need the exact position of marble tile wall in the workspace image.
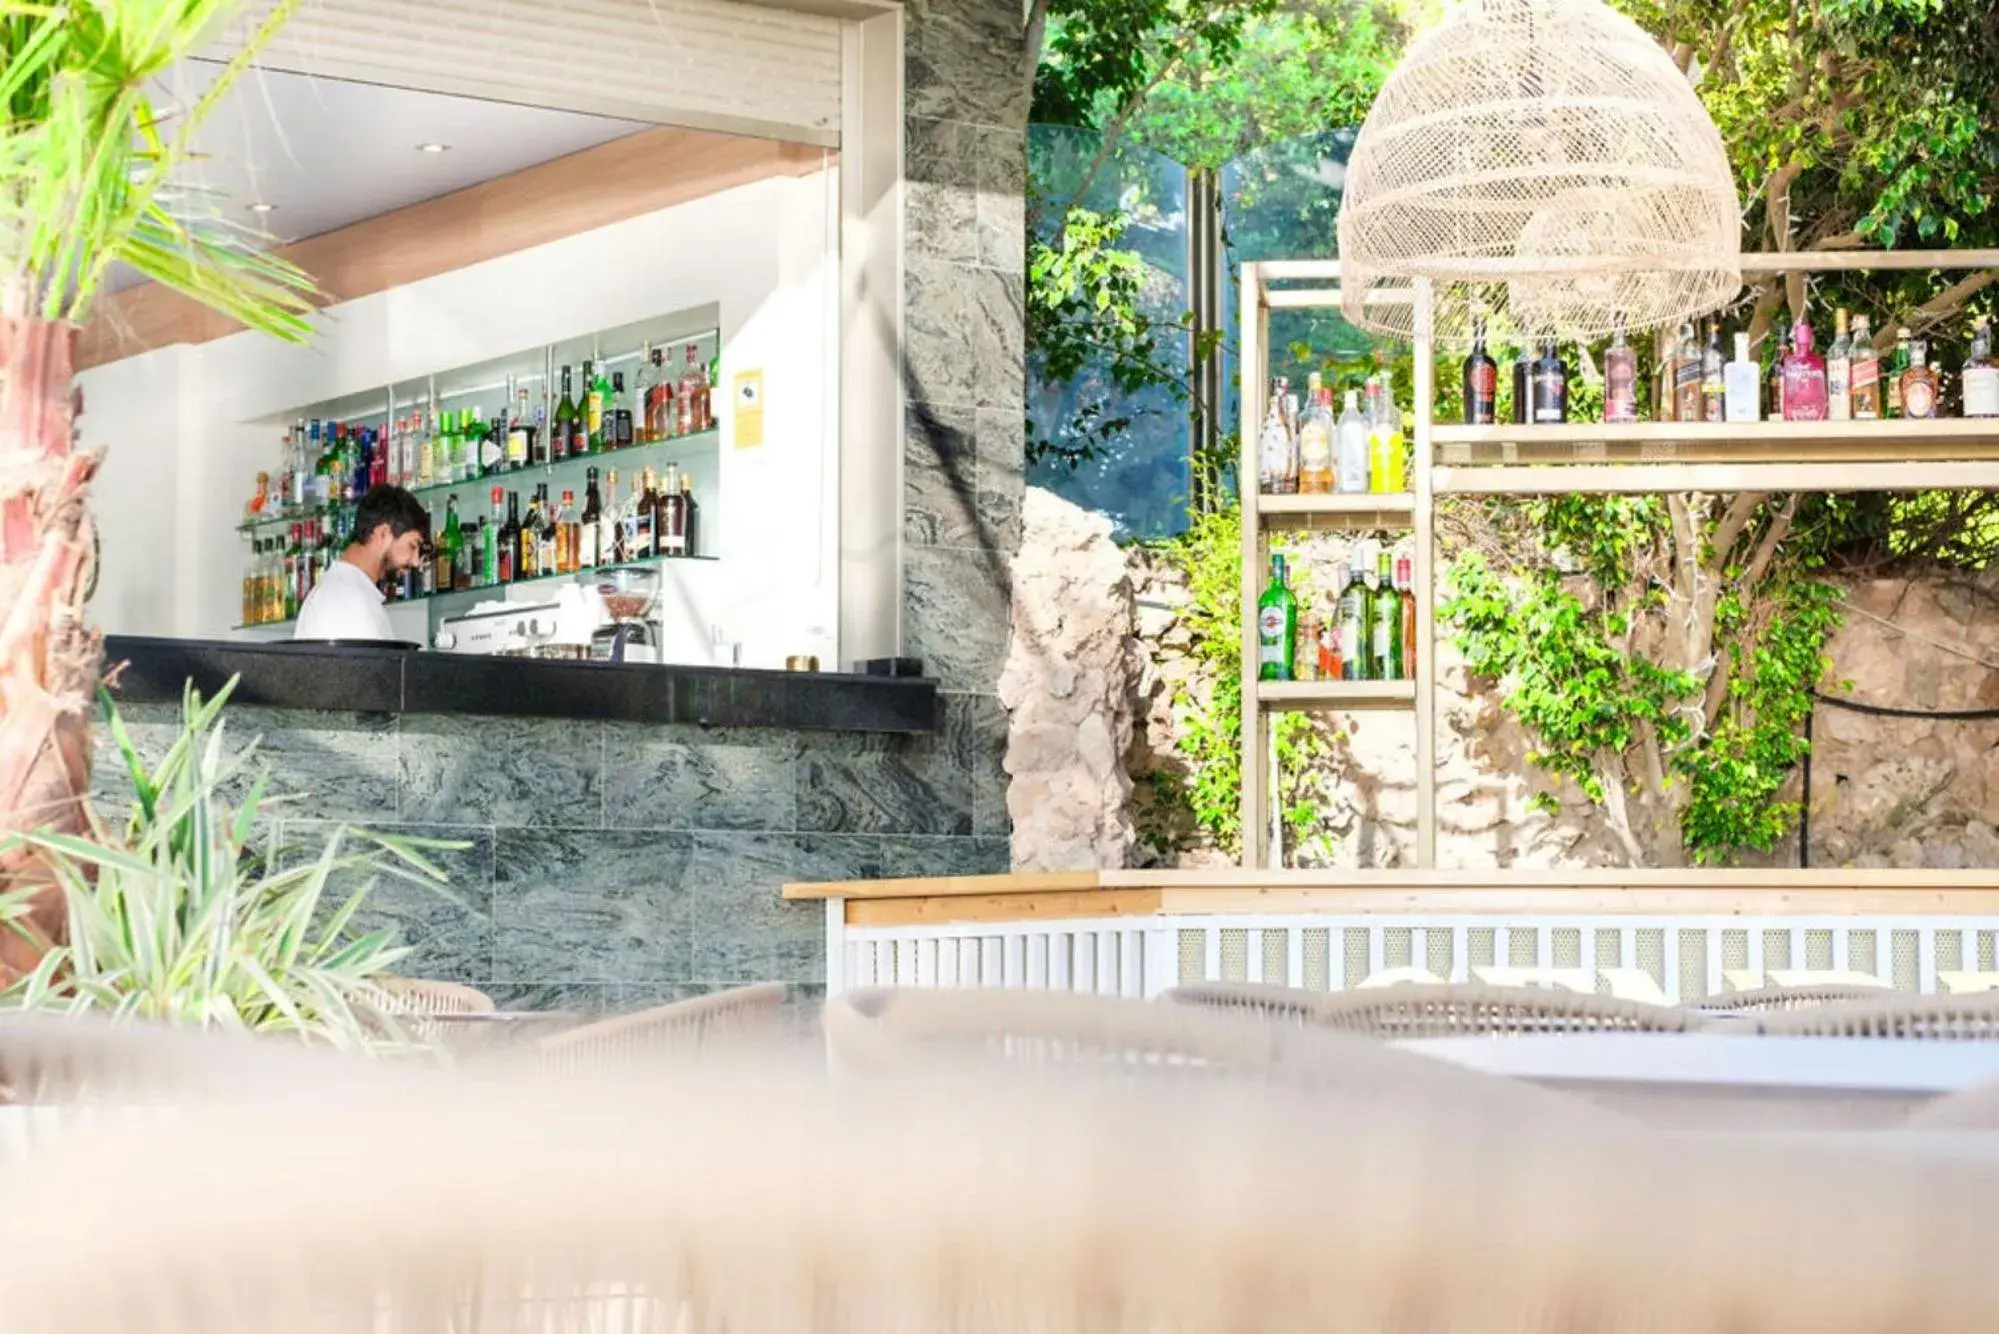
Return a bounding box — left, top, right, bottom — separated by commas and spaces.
900, 0, 1028, 854
94, 702, 1008, 1014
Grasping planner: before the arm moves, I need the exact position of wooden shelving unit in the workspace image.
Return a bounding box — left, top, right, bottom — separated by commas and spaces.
1238, 248, 1999, 871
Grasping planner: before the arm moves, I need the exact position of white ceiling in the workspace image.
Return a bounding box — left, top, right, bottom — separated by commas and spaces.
125, 62, 648, 274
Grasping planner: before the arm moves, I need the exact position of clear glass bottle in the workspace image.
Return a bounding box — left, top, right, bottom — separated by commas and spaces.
1723, 332, 1760, 422
1295, 372, 1334, 494
632, 342, 656, 445
1335, 388, 1369, 495
1782, 317, 1828, 421
1700, 320, 1725, 422
1901, 338, 1940, 419
507, 390, 532, 470
1371, 367, 1406, 491
677, 345, 708, 436
1603, 325, 1638, 423
1963, 317, 1999, 418
1825, 308, 1853, 420
1848, 315, 1881, 419
1257, 389, 1292, 495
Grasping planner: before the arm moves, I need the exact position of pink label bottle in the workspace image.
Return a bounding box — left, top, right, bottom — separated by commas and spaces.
1782, 317, 1828, 421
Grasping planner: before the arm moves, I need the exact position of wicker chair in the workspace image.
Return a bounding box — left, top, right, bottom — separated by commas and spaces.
6, 1019, 1999, 1334
534, 983, 788, 1071
372, 977, 496, 1045
824, 987, 1619, 1128
1695, 982, 1897, 1015
1166, 980, 1701, 1037
1750, 990, 1999, 1040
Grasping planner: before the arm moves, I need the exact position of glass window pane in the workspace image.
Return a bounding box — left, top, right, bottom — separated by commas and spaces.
1028, 125, 1191, 540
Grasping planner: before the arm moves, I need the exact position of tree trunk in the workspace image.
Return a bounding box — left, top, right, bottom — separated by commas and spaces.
0, 317, 100, 983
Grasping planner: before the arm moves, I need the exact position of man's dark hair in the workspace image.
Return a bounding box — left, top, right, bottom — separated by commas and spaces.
349, 485, 428, 548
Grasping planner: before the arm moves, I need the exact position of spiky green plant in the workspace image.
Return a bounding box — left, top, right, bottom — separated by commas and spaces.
0, 680, 461, 1051
0, 0, 318, 329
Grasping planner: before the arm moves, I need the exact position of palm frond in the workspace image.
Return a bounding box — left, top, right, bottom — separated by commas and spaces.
0, 0, 318, 333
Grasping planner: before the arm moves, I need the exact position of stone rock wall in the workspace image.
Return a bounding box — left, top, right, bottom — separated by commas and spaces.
998, 489, 1139, 869
1001, 486, 1999, 870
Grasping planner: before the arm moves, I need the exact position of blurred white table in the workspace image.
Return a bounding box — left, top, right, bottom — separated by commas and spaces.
1399, 1034, 1999, 1095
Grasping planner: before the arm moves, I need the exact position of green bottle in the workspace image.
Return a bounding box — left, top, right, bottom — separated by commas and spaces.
1337, 546, 1372, 681
585, 358, 610, 451
1256, 553, 1298, 682
437, 495, 462, 592
1371, 546, 1404, 681
553, 366, 579, 462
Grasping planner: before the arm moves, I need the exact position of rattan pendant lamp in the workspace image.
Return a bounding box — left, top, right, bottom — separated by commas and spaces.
1337, 0, 1741, 343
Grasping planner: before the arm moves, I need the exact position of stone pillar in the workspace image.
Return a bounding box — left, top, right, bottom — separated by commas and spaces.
900, 0, 1029, 844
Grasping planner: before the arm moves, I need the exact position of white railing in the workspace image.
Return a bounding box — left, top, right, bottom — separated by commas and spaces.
827, 904, 1999, 1003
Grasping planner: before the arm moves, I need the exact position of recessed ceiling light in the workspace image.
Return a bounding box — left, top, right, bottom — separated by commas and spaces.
415, 142, 451, 154
248, 202, 276, 214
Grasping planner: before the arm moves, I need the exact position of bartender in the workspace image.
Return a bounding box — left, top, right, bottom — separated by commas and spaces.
294, 485, 429, 641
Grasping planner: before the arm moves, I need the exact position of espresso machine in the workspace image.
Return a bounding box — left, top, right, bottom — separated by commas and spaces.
433, 583, 609, 658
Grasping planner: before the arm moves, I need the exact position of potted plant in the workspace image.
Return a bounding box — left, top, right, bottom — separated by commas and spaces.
0, 681, 458, 1049
0, 0, 319, 979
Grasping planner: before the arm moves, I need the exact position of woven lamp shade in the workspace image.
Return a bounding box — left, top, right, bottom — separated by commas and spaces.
1337, 0, 1741, 344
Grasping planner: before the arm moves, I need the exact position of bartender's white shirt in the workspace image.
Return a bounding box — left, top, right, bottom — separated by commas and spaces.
294, 559, 394, 641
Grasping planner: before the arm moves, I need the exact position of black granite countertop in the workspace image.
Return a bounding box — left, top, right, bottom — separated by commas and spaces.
101, 636, 939, 734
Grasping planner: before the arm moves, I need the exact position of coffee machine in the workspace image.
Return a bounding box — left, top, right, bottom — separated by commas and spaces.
589, 565, 663, 664
433, 583, 609, 658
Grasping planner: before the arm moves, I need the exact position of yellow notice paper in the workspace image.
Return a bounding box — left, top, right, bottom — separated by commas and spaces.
733, 369, 765, 448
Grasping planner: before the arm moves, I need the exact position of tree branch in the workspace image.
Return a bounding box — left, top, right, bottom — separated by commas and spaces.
1699, 495, 1798, 723
1024, 0, 1054, 107
1707, 492, 1766, 574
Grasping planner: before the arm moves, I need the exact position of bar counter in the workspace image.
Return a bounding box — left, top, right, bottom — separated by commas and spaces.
102, 636, 938, 734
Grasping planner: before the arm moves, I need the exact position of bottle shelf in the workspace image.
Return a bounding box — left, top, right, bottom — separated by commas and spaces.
237, 428, 720, 533
236, 554, 717, 632
1432, 420, 1999, 494
1257, 679, 1416, 712
1257, 492, 1417, 531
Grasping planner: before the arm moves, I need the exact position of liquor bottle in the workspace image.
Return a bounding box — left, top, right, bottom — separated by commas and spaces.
1336, 546, 1371, 682
554, 366, 579, 463
434, 413, 456, 484
1395, 550, 1417, 679
1335, 389, 1368, 495
1603, 325, 1638, 423
1887, 326, 1912, 417
1371, 366, 1406, 491
552, 490, 576, 573
1295, 373, 1334, 494
454, 516, 476, 591
484, 488, 504, 585
1530, 337, 1568, 424
1848, 315, 1880, 420
633, 343, 656, 445
475, 408, 503, 476
436, 496, 461, 593
1463, 311, 1498, 425
659, 462, 686, 556
1723, 332, 1760, 422
1700, 321, 1725, 422
577, 359, 599, 452
1511, 343, 1531, 424
1256, 389, 1292, 495
605, 469, 626, 562
611, 371, 634, 449
592, 360, 616, 452
580, 467, 605, 569
647, 347, 673, 440
646, 470, 671, 558
1901, 338, 1940, 419
505, 390, 531, 470
1782, 317, 1828, 421
1767, 325, 1789, 421
1671, 323, 1701, 422
281, 524, 300, 621
497, 491, 520, 583
678, 345, 708, 435
1963, 317, 1999, 418
678, 471, 698, 557
519, 490, 542, 580
535, 483, 559, 573
1255, 553, 1297, 683
1825, 309, 1853, 421
1371, 546, 1403, 681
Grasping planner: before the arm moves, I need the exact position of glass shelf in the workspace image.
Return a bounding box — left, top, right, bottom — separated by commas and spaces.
237, 428, 720, 533
235, 554, 719, 631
